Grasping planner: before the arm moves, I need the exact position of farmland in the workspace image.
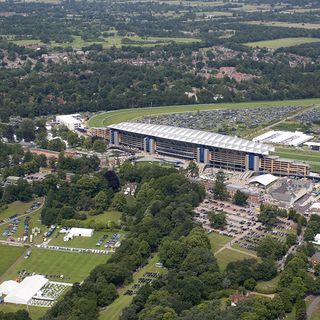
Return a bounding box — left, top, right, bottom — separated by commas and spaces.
244, 21, 320, 30
245, 37, 320, 49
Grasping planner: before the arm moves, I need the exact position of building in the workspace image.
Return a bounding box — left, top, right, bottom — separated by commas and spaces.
5, 176, 21, 186
269, 178, 313, 207
89, 127, 110, 141
311, 252, 320, 267
253, 130, 313, 147
63, 227, 94, 241
56, 114, 83, 131
2, 275, 48, 305
227, 184, 260, 204
108, 122, 310, 176
249, 174, 278, 188
305, 141, 320, 151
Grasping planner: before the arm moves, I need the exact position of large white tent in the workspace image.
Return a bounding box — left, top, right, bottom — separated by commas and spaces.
0, 280, 19, 295
4, 275, 48, 305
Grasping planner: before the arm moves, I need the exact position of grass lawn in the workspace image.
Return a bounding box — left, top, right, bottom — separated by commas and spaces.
0, 201, 39, 221
255, 275, 280, 294
245, 37, 320, 49
215, 248, 256, 270
244, 21, 320, 30
0, 304, 47, 320
0, 245, 26, 278
208, 232, 232, 253
231, 243, 258, 256
87, 98, 320, 127
87, 210, 122, 224
99, 254, 165, 320
2, 248, 109, 283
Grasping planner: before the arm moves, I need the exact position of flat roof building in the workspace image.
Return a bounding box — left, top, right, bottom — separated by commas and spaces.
56, 114, 83, 131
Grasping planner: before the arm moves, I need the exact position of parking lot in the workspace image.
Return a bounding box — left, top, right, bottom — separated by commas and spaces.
195, 197, 294, 253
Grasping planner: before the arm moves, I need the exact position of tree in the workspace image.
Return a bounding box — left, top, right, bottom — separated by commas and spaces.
186, 161, 199, 177
213, 171, 229, 200
233, 190, 248, 206
208, 211, 226, 229
257, 236, 287, 260
258, 205, 279, 229
93, 140, 107, 153
94, 191, 110, 212
295, 297, 307, 320
16, 119, 35, 142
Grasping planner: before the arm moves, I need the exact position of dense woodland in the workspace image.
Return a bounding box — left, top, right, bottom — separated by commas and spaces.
1, 0, 320, 119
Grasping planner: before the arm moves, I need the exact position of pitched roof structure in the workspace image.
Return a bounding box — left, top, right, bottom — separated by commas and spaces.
4, 275, 48, 305
108, 122, 274, 155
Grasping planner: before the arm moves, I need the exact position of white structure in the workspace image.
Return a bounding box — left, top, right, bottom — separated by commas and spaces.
3, 275, 48, 305
0, 280, 19, 295
56, 114, 83, 131
249, 174, 278, 187
313, 234, 320, 245
63, 227, 94, 241
253, 130, 313, 147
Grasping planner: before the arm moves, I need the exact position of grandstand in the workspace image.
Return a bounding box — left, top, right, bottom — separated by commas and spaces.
108, 122, 310, 176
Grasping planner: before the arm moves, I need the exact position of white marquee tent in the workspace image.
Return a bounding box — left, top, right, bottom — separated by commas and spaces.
4, 275, 48, 305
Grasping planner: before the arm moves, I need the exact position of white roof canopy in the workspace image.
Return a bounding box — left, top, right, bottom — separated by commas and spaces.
4, 275, 48, 305
249, 174, 278, 187
109, 122, 274, 155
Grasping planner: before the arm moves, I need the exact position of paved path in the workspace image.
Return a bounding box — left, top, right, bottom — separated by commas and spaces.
307, 295, 320, 319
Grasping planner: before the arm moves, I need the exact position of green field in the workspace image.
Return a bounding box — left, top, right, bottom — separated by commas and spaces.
255, 275, 280, 294
2, 248, 109, 283
99, 254, 165, 320
245, 37, 320, 49
0, 200, 40, 221
8, 35, 200, 49
244, 21, 320, 30
86, 210, 122, 224
87, 98, 320, 127
0, 245, 26, 279
0, 304, 47, 320
208, 232, 232, 253
215, 248, 256, 270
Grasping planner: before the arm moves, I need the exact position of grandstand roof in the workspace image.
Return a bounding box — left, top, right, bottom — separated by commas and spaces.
108, 122, 274, 155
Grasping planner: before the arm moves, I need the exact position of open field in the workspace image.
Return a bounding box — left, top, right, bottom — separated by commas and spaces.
0, 245, 26, 278
215, 248, 256, 270
255, 275, 280, 294
8, 35, 201, 49
274, 147, 320, 172
87, 98, 320, 127
2, 248, 108, 283
0, 201, 39, 221
87, 210, 122, 224
310, 298, 320, 320
99, 254, 165, 320
208, 232, 232, 253
0, 304, 47, 320
244, 21, 320, 30
245, 37, 320, 49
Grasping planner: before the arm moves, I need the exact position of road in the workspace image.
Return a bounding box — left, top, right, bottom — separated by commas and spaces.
307, 295, 320, 319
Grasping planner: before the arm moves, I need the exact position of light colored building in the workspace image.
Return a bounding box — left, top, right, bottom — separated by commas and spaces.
249, 174, 278, 188
56, 114, 83, 131
63, 227, 94, 241
3, 275, 48, 305
253, 130, 313, 147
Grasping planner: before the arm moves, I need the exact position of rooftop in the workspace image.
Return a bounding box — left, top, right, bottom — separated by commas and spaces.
108, 122, 274, 155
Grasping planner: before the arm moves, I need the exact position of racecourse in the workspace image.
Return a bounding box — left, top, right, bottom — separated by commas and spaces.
88, 98, 320, 127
